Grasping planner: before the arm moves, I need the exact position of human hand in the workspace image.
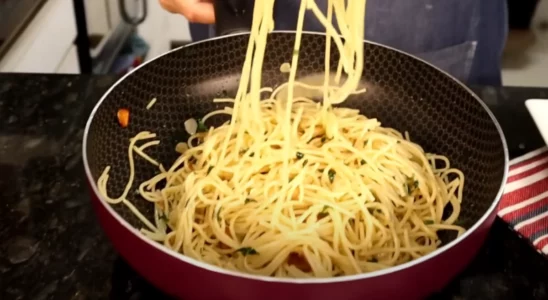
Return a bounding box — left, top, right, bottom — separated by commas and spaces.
159, 0, 215, 24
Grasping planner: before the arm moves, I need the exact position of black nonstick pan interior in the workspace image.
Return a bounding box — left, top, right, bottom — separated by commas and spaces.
85, 32, 507, 247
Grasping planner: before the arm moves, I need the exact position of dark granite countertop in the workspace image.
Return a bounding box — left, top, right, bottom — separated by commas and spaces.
0, 74, 547, 300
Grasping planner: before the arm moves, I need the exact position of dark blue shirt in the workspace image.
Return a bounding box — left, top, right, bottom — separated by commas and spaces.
190, 0, 508, 86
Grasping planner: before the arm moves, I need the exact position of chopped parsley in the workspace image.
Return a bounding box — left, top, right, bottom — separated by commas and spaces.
406, 178, 419, 194
216, 208, 222, 222
368, 257, 378, 263
360, 159, 366, 165
245, 198, 257, 204
207, 166, 214, 174
196, 118, 207, 132
328, 169, 336, 183
424, 220, 434, 225
237, 247, 258, 256
296, 152, 304, 159
318, 205, 330, 218
159, 212, 169, 223
249, 152, 255, 157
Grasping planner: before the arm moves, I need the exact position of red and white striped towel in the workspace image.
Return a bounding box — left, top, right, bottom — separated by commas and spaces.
497, 146, 548, 255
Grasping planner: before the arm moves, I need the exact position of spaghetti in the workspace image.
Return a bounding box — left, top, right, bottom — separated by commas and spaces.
97, 0, 465, 278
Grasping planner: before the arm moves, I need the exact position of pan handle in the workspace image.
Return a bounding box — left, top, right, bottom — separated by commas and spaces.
214, 0, 255, 36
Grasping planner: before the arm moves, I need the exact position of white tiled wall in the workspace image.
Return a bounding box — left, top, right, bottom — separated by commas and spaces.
502, 0, 548, 87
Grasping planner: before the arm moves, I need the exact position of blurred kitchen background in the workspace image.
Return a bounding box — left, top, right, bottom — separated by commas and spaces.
0, 0, 547, 87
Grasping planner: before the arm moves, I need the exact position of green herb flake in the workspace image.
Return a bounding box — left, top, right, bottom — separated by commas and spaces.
216, 208, 222, 222
245, 198, 257, 204
237, 247, 258, 256
367, 208, 382, 215
249, 152, 255, 157
368, 257, 378, 263
207, 166, 214, 174
321, 136, 327, 143
364, 140, 369, 146
197, 118, 208, 132
328, 169, 336, 183
159, 212, 169, 223
424, 220, 434, 225
296, 152, 304, 160
303, 159, 309, 166
318, 205, 330, 218
406, 178, 419, 195
360, 159, 366, 165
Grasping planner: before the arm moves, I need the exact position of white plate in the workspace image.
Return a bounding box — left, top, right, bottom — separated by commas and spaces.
525, 99, 548, 146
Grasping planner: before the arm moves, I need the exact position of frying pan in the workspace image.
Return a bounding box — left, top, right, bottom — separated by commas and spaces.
83, 1, 508, 299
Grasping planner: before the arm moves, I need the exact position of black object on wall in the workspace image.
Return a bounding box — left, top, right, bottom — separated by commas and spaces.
72, 0, 92, 73
507, 0, 540, 29
72, 0, 144, 74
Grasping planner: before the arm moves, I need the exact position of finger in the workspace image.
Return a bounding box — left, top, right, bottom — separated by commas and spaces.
158, 0, 180, 14
182, 1, 216, 24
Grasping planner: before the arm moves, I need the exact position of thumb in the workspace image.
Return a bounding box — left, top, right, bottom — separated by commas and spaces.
160, 0, 216, 24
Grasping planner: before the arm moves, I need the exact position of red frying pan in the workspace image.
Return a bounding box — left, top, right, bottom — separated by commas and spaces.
83, 1, 508, 299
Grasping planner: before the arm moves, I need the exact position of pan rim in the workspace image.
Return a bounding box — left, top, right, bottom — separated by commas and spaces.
82, 30, 509, 284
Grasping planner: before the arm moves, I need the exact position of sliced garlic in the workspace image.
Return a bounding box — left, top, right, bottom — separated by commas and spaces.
184, 118, 198, 135
175, 142, 189, 154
